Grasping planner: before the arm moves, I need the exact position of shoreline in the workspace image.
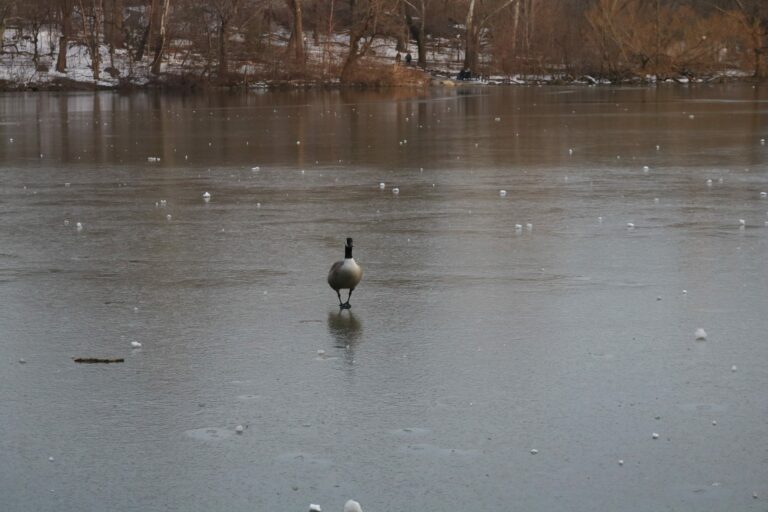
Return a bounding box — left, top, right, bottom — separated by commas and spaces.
0, 71, 762, 93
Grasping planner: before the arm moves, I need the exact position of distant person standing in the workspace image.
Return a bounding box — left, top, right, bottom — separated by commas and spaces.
395, 52, 402, 65
405, 52, 412, 66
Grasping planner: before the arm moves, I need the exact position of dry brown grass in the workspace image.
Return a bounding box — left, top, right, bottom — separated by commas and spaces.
341, 61, 430, 87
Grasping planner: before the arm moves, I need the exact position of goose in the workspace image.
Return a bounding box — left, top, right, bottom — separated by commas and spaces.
328, 238, 363, 309
344, 500, 363, 512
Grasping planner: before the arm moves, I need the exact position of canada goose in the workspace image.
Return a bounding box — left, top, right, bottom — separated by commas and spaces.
328, 238, 363, 309
344, 500, 363, 512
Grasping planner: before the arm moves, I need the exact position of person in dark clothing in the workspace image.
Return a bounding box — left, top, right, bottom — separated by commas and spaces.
457, 68, 471, 80
405, 52, 412, 65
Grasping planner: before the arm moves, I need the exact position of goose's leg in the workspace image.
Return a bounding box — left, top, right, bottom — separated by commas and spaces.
342, 289, 354, 309
336, 290, 344, 307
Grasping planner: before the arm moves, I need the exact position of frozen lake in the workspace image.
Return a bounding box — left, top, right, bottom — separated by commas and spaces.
1, 86, 767, 512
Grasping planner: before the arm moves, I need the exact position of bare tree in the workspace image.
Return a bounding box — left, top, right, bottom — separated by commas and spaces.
286, 0, 305, 62
402, 0, 428, 67
723, 0, 768, 77
340, 0, 400, 82
463, 0, 519, 72
56, 0, 74, 72
149, 0, 170, 73
18, 0, 52, 65
103, 0, 124, 52
78, 0, 103, 79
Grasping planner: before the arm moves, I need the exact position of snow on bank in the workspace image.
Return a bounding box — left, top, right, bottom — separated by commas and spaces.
0, 27, 752, 90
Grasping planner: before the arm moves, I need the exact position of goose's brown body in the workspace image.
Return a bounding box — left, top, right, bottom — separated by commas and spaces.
327, 258, 363, 291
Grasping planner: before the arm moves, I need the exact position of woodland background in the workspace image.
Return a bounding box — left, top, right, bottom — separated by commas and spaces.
0, 0, 766, 87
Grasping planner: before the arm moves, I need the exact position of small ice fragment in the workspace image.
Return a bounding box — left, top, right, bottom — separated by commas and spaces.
251, 166, 260, 171
392, 187, 400, 195
688, 114, 695, 119
159, 199, 167, 207
296, 140, 301, 145
499, 189, 507, 197
379, 182, 386, 189
526, 223, 533, 231
235, 425, 244, 434
515, 224, 523, 232
64, 219, 70, 226
656, 296, 662, 301
64, 182, 70, 187
131, 341, 142, 348
739, 219, 746, 227
695, 328, 707, 340
731, 365, 738, 372
682, 290, 687, 294
494, 117, 501, 122
618, 459, 624, 465
9, 138, 13, 143
761, 192, 767, 198
530, 448, 538, 454
317, 349, 326, 358
712, 420, 717, 426
643, 165, 650, 172
76, 222, 83, 231
706, 179, 713, 186
654, 197, 659, 204
656, 145, 660, 150
598, 216, 603, 223
166, 214, 172, 221
568, 148, 574, 155
344, 500, 363, 512
627, 222, 635, 229
309, 505, 322, 512
202, 192, 211, 202
48, 457, 54, 462
652, 432, 659, 439
761, 139, 766, 145
18, 359, 26, 364
753, 493, 758, 499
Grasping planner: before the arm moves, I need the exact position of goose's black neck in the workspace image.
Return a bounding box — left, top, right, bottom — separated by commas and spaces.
345, 238, 353, 259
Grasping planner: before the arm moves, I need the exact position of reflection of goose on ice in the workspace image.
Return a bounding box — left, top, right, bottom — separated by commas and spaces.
327, 311, 362, 348
328, 238, 363, 309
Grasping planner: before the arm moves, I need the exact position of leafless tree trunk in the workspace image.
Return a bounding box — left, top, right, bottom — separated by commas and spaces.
463, 0, 477, 70
218, 14, 228, 77
78, 0, 103, 79
56, 0, 73, 72
150, 0, 170, 74
403, 0, 427, 67
103, 0, 124, 50
286, 0, 305, 62
511, 0, 520, 55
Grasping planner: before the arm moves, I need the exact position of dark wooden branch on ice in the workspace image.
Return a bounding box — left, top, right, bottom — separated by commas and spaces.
73, 357, 125, 364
